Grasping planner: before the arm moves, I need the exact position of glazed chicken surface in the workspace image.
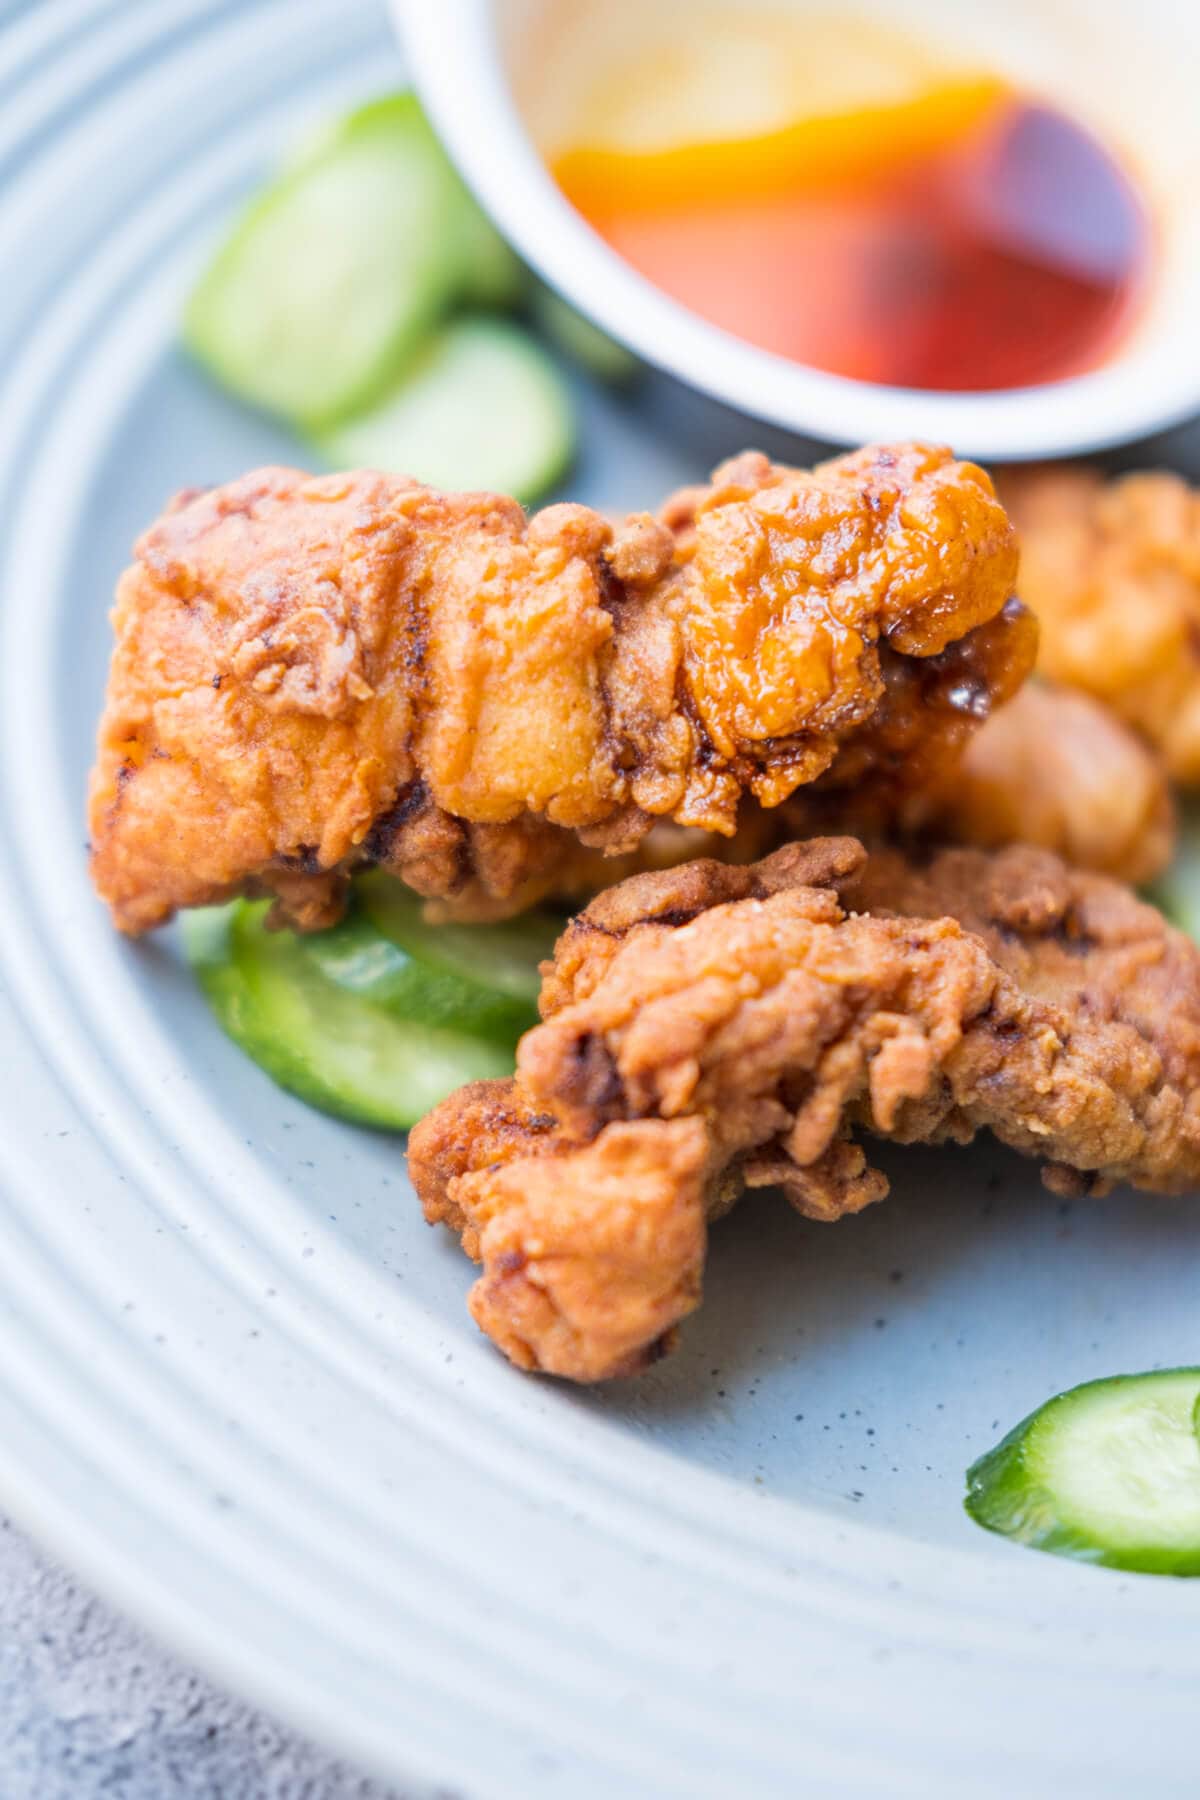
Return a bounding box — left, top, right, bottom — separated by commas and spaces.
410, 840, 1200, 1381
88, 444, 1028, 932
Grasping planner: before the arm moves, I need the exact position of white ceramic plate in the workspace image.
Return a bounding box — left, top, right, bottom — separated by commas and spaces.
1, 4, 1198, 1795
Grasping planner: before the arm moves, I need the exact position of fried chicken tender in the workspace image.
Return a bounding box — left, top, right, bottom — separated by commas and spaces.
904, 681, 1175, 883
1005, 464, 1200, 780
89, 445, 1026, 933
409, 839, 1200, 1380
777, 677, 1174, 884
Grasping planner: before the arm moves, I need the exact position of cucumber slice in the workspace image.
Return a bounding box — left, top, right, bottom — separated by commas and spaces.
183, 900, 513, 1131
532, 285, 640, 384
311, 316, 574, 502
455, 192, 524, 308
300, 899, 541, 1042
1148, 799, 1200, 935
966, 1369, 1200, 1575
184, 92, 520, 426
298, 95, 522, 309
358, 869, 560, 1008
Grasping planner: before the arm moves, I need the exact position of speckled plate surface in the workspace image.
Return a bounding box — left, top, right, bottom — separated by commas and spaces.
2, 3, 1199, 1794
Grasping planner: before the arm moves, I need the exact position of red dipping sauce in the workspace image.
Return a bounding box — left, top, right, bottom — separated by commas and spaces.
555, 82, 1151, 392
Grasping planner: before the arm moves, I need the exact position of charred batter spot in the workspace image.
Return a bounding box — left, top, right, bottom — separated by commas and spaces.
212, 673, 223, 690
1046, 909, 1099, 954
365, 780, 430, 859
641, 1329, 677, 1367
115, 762, 136, 791
399, 587, 428, 675
566, 1033, 623, 1110
643, 905, 704, 930
452, 830, 474, 896
493, 1249, 527, 1277
568, 915, 620, 942
595, 560, 626, 619
577, 902, 704, 942
276, 844, 323, 875
777, 1069, 816, 1116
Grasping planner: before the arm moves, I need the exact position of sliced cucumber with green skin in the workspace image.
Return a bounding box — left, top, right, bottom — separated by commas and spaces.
454, 192, 525, 308
183, 900, 513, 1131
184, 92, 520, 427
311, 315, 574, 503
1148, 799, 1200, 935
966, 1369, 1200, 1575
532, 285, 640, 385
294, 97, 522, 311
357, 868, 561, 1009
300, 898, 542, 1042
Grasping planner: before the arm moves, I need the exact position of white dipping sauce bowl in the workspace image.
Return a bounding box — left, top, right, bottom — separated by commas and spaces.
394, 0, 1200, 460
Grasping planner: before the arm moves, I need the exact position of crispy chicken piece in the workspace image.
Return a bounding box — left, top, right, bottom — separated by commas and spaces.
409, 840, 1200, 1380
777, 678, 1175, 884
1005, 464, 1200, 780
922, 681, 1174, 883
89, 445, 1026, 932
455, 672, 1173, 917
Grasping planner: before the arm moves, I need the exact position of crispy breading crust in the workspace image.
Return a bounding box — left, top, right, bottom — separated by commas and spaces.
409, 841, 1200, 1381
788, 680, 1175, 884
922, 681, 1174, 884
874, 680, 1173, 885
1004, 463, 1200, 781
89, 445, 1025, 932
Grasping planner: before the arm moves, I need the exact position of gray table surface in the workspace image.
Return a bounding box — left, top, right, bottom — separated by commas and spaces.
0, 1520, 400, 1799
